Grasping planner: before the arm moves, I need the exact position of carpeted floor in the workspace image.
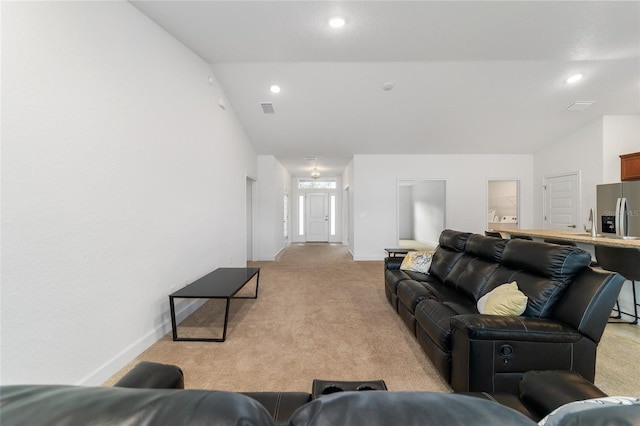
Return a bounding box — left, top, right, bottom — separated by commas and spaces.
104, 243, 639, 396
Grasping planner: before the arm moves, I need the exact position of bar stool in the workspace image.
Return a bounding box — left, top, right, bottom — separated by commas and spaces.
594, 245, 640, 325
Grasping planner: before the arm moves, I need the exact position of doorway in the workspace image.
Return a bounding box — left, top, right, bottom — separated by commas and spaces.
487, 180, 520, 231
397, 179, 446, 248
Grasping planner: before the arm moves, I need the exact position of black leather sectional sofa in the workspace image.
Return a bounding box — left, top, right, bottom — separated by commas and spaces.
385, 229, 625, 394
2, 361, 636, 425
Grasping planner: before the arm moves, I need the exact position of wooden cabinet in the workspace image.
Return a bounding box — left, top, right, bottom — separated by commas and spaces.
621, 152, 640, 181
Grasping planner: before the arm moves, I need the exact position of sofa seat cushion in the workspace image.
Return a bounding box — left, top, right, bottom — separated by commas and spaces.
415, 298, 477, 352
422, 280, 477, 305
403, 269, 430, 282
397, 279, 439, 312
384, 269, 412, 294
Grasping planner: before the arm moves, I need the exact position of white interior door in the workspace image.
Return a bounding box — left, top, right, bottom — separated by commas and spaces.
544, 172, 580, 230
306, 193, 329, 242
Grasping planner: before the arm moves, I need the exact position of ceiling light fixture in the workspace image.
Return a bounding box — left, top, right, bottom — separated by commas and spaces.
270, 85, 281, 94
566, 74, 583, 84
328, 16, 345, 28
308, 156, 321, 179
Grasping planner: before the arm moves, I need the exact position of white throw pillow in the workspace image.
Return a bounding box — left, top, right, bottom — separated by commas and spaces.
477, 281, 527, 316
399, 251, 433, 274
538, 396, 640, 426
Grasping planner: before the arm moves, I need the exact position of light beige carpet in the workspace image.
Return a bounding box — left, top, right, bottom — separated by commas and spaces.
105, 243, 639, 396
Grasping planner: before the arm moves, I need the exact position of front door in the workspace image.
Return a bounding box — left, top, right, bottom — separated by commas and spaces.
306, 193, 329, 242
544, 172, 580, 230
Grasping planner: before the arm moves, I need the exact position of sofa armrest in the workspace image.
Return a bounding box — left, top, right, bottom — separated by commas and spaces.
384, 257, 403, 270
518, 370, 607, 418
113, 361, 184, 389
450, 314, 582, 343
450, 315, 593, 393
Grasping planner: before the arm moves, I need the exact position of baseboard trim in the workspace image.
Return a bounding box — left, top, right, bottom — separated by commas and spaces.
353, 255, 384, 261
76, 299, 205, 386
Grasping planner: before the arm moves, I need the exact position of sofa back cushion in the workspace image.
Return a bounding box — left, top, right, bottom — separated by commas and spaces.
429, 230, 472, 283
447, 258, 501, 301
439, 229, 472, 252
485, 239, 592, 318
430, 248, 466, 283
443, 235, 507, 300
465, 234, 508, 263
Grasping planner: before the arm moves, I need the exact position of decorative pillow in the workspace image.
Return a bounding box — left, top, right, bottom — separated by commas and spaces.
477, 281, 527, 316
400, 251, 433, 274
538, 396, 640, 426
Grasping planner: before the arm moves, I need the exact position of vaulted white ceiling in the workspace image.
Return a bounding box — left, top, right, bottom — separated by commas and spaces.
131, 1, 640, 176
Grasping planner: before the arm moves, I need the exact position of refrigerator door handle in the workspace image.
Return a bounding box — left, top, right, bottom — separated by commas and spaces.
621, 197, 628, 236
615, 197, 622, 236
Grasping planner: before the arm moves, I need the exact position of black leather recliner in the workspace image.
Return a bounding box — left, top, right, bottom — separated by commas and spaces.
385, 229, 625, 393
2, 362, 637, 425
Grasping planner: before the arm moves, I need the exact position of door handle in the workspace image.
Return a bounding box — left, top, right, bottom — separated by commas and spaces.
567, 225, 576, 228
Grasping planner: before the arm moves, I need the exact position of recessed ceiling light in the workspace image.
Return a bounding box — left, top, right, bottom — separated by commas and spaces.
566, 74, 583, 84
382, 82, 394, 91
270, 85, 281, 94
329, 16, 345, 28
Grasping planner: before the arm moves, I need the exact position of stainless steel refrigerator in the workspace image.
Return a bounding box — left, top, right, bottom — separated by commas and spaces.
596, 181, 640, 237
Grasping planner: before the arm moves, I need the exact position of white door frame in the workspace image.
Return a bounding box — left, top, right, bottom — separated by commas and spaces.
246, 176, 256, 262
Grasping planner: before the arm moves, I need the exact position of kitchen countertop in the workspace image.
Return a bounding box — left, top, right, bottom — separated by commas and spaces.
497, 229, 640, 249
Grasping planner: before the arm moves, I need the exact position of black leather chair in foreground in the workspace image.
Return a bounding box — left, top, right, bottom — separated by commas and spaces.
2, 361, 639, 425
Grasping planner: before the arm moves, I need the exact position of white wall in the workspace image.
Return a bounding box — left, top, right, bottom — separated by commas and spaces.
602, 115, 640, 183
533, 115, 640, 229
1, 2, 257, 385
533, 118, 604, 229
412, 180, 446, 246
352, 154, 534, 260
255, 156, 290, 260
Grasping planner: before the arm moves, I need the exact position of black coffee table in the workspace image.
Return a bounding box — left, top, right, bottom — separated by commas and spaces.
384, 248, 416, 257
169, 267, 260, 342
